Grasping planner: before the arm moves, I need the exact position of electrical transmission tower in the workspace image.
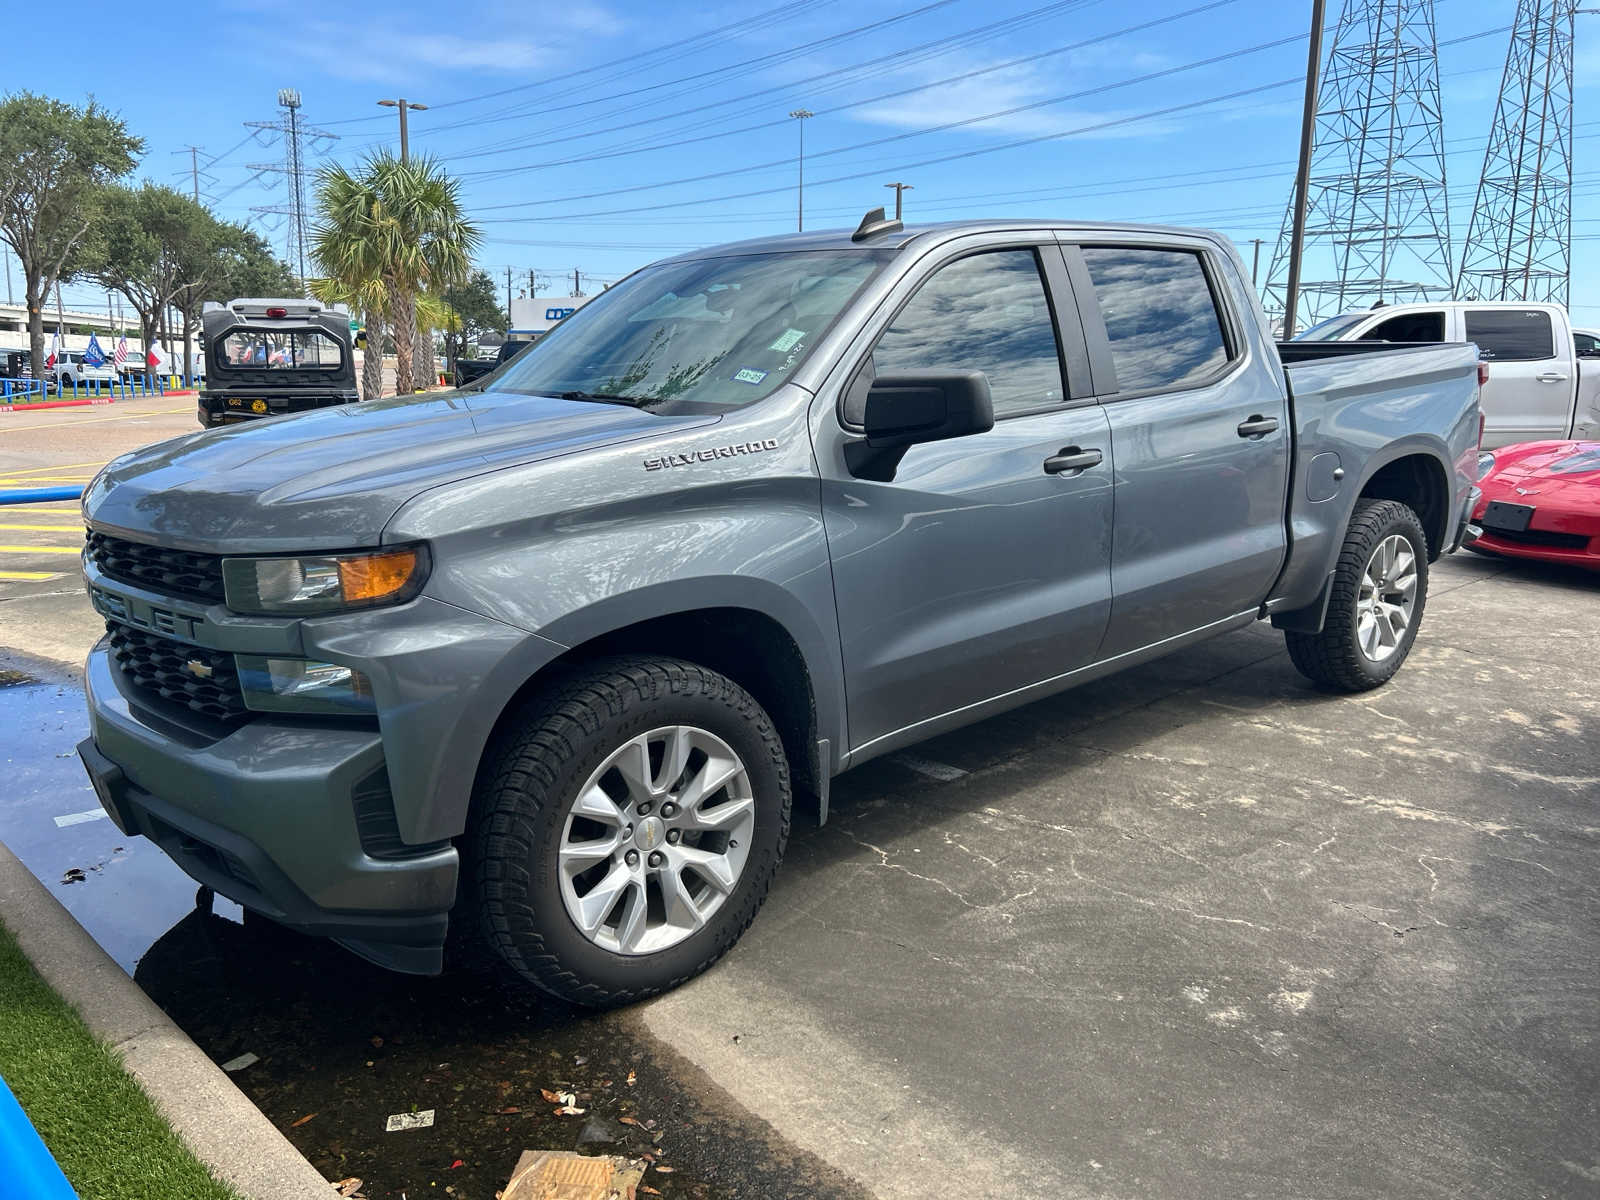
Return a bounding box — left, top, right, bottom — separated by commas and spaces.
1455, 0, 1578, 303
246, 89, 338, 287
1263, 0, 1453, 331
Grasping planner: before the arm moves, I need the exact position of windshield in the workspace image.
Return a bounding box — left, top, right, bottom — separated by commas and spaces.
487, 249, 892, 413
1292, 312, 1368, 341
219, 328, 343, 369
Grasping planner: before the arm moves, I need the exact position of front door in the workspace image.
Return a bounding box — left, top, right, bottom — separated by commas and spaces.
1067, 241, 1290, 657
817, 244, 1114, 754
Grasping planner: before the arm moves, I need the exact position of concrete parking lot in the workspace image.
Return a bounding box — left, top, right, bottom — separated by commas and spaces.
1, 404, 1596, 1198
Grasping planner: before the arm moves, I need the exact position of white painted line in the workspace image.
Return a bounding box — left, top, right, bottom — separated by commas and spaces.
53, 808, 109, 828
891, 754, 968, 782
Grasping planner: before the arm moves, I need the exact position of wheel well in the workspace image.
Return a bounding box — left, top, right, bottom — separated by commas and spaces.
1358, 454, 1450, 559
482, 608, 821, 816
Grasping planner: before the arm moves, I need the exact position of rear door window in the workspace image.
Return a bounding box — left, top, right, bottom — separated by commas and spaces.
1365, 311, 1445, 342
1464, 310, 1555, 362
1080, 246, 1232, 393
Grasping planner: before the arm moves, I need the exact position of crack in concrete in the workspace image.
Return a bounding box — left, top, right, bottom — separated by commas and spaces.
1067, 853, 1274, 934
1331, 900, 1422, 939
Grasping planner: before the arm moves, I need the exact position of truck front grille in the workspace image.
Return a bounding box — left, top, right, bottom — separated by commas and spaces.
86, 531, 226, 605
106, 622, 248, 722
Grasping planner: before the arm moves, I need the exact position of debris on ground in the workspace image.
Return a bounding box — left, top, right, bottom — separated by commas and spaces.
332, 1179, 364, 1197
60, 868, 86, 884
220, 1052, 259, 1072
501, 1150, 646, 1200
291, 1113, 318, 1128
539, 1088, 586, 1115
385, 1109, 436, 1132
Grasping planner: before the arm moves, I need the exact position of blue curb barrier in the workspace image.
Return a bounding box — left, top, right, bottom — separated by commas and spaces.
0, 1075, 77, 1199
0, 488, 83, 505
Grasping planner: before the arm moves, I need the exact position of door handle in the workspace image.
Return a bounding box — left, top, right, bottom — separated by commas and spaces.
1043, 446, 1103, 475
1237, 415, 1280, 438
1536, 371, 1568, 383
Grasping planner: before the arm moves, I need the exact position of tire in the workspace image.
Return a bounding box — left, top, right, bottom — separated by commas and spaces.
466, 656, 791, 1006
1285, 498, 1429, 692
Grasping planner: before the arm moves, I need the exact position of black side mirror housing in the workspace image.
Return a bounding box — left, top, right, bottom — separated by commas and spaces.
844, 370, 994, 481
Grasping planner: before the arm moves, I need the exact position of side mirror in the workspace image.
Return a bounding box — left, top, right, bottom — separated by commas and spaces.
846, 369, 994, 481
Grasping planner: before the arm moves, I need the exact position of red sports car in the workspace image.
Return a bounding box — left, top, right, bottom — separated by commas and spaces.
1471, 440, 1600, 570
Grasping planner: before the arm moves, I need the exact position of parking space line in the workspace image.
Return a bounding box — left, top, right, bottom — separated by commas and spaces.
0, 406, 191, 432
0, 524, 82, 532
53, 809, 108, 828
0, 461, 104, 476
891, 754, 969, 782
0, 508, 81, 517
0, 570, 61, 581
0, 545, 80, 554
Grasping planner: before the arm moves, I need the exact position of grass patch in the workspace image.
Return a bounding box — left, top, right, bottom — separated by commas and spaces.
0, 920, 241, 1200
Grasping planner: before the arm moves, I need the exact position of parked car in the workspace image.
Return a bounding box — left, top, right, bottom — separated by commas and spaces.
77, 216, 1483, 1005
197, 298, 357, 427
1, 349, 54, 395
453, 337, 532, 388
1297, 301, 1600, 448
54, 349, 118, 389
1470, 439, 1600, 570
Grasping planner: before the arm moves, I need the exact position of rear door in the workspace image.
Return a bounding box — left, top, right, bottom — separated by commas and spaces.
1465, 306, 1574, 446
1065, 239, 1290, 658
818, 239, 1114, 752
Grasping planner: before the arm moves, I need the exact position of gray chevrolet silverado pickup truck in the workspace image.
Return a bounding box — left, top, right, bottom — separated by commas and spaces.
77, 216, 1483, 1005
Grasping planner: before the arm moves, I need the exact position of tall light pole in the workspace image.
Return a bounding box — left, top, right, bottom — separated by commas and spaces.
789, 109, 814, 231
883, 181, 913, 220
377, 98, 428, 162
1282, 0, 1327, 338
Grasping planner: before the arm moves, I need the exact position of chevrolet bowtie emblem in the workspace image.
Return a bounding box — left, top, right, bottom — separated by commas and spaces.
185, 658, 214, 680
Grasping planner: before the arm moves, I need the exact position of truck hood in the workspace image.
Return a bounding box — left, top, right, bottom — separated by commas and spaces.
83, 389, 718, 553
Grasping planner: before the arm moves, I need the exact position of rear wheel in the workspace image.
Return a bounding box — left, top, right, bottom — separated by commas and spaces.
467, 657, 790, 1006
1285, 498, 1429, 692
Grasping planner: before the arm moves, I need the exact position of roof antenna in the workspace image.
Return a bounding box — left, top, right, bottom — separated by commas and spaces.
852, 206, 903, 242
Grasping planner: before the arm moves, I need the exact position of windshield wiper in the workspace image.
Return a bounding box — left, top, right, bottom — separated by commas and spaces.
558, 390, 650, 407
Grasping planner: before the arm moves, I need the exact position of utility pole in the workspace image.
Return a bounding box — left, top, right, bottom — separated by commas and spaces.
377, 98, 428, 162
505, 267, 513, 320
1281, 0, 1327, 338
528, 268, 537, 297
248, 89, 337, 291
177, 145, 204, 201
1251, 239, 1264, 287
789, 109, 814, 232
883, 181, 913, 221
573, 269, 583, 297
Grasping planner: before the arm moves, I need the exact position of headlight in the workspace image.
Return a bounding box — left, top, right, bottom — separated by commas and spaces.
235, 656, 376, 715
221, 545, 429, 614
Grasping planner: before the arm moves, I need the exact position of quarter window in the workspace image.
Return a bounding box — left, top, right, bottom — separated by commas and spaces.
1081, 247, 1231, 393
870, 249, 1065, 420
1464, 310, 1555, 362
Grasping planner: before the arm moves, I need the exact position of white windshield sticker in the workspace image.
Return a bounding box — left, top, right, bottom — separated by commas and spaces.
733, 367, 768, 384
769, 328, 806, 353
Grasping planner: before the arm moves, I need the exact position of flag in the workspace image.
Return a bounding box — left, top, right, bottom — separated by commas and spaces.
82, 333, 106, 368
146, 342, 167, 372
44, 331, 59, 371
113, 335, 129, 368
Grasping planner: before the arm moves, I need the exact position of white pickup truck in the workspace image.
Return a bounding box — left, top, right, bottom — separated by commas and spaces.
1298, 302, 1599, 449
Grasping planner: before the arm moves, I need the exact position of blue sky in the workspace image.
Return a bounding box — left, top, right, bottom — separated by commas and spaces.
13, 0, 1598, 326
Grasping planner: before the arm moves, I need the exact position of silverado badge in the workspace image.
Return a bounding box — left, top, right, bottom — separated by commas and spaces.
643, 439, 779, 472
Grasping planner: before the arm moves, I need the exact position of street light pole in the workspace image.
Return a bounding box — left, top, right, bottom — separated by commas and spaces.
1282, 0, 1327, 338
377, 98, 429, 162
883, 181, 913, 221
788, 109, 814, 232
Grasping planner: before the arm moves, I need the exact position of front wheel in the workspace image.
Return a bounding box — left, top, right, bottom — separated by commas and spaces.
467, 657, 791, 1006
1285, 498, 1429, 692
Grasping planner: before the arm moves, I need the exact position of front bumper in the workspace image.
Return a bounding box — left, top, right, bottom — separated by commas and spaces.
81, 645, 458, 973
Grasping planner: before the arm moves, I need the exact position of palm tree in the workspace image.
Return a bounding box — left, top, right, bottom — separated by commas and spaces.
368, 154, 479, 393
310, 164, 389, 401
311, 154, 480, 397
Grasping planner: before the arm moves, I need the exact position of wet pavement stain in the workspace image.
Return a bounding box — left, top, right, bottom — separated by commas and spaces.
135, 909, 869, 1200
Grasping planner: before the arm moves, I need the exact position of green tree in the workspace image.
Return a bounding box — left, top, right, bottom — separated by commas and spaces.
0, 92, 142, 373
311, 153, 479, 396
80, 183, 215, 371
439, 268, 506, 380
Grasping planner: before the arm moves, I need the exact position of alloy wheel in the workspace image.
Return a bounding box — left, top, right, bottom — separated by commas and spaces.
557, 725, 756, 956
1356, 533, 1418, 663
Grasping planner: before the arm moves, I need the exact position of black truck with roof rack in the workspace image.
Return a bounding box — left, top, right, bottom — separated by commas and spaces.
198, 298, 358, 427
